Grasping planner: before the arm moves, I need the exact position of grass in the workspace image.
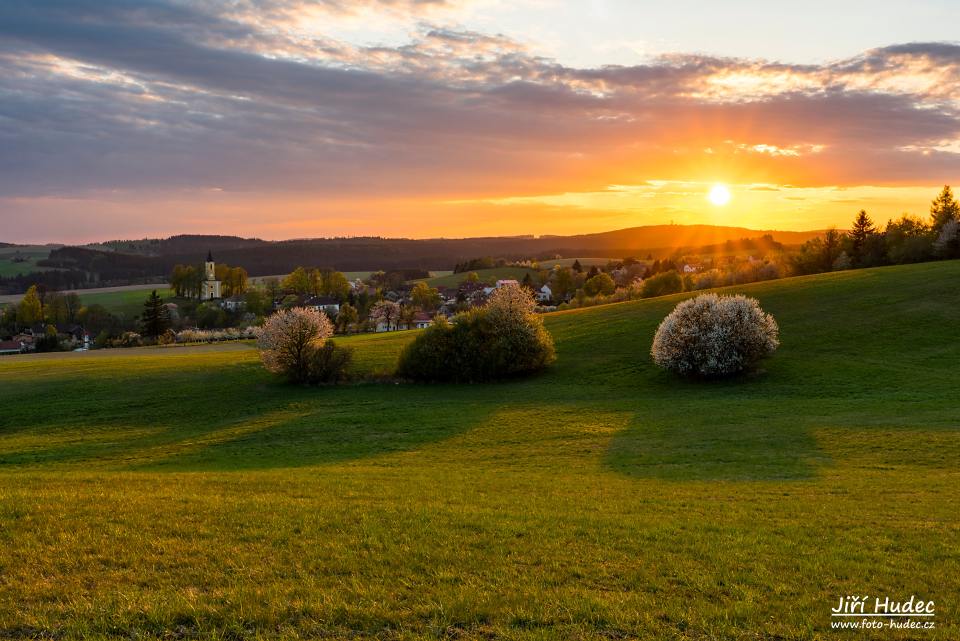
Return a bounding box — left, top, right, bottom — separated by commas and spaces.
414, 266, 538, 288
541, 257, 615, 268
0, 245, 57, 278
0, 285, 176, 316
1, 261, 959, 640
75, 287, 178, 320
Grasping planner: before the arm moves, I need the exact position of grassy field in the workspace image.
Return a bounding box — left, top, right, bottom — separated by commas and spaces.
0, 285, 175, 317
75, 287, 178, 320
541, 257, 615, 269
1, 261, 958, 639
415, 266, 538, 288
0, 245, 58, 278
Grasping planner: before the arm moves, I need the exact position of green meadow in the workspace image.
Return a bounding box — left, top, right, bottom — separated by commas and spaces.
1, 261, 958, 640
75, 287, 177, 319
0, 246, 57, 278
415, 267, 538, 288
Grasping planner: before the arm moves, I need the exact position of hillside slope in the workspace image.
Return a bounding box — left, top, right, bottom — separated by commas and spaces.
0, 261, 958, 640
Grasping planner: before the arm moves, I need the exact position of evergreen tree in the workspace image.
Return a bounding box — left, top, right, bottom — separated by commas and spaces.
140, 290, 170, 337
930, 185, 959, 231
849, 210, 876, 265
571, 259, 583, 273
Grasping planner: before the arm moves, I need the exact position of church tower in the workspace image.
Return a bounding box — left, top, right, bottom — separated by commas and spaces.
201, 251, 222, 300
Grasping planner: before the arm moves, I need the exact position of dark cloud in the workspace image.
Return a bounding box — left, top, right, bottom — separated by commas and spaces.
0, 0, 959, 202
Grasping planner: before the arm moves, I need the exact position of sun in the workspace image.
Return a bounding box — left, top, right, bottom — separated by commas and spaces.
708, 183, 731, 207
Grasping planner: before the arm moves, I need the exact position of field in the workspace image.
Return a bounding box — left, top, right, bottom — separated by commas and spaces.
415, 267, 538, 288
542, 257, 615, 268
0, 245, 58, 278
74, 287, 178, 319
0, 284, 174, 317
1, 261, 958, 639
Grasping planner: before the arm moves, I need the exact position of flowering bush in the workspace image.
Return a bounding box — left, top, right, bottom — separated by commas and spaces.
369, 300, 401, 331
175, 326, 260, 344
257, 307, 333, 383
398, 284, 555, 382
651, 294, 779, 377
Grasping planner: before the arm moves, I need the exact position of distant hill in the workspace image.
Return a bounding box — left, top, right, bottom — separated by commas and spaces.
0, 224, 824, 294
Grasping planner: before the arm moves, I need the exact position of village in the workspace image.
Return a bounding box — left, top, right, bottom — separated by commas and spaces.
0, 234, 849, 355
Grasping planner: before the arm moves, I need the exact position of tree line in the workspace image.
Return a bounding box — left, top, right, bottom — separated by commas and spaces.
792, 186, 960, 274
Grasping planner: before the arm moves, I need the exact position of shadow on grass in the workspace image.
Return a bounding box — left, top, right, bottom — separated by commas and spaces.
129, 386, 503, 471
0, 374, 505, 471
604, 372, 828, 481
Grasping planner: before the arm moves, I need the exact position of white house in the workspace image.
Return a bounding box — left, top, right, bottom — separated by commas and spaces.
412, 312, 434, 329
303, 296, 340, 315
536, 284, 552, 303
221, 296, 246, 312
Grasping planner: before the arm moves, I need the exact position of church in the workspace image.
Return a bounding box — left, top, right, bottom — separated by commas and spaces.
201, 251, 222, 300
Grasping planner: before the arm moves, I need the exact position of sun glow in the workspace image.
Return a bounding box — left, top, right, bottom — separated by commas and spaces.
708, 183, 731, 206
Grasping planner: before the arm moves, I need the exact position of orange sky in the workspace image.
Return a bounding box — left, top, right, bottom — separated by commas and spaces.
1, 1, 958, 242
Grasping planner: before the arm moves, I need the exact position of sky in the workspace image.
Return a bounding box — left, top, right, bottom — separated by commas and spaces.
2, 0, 959, 243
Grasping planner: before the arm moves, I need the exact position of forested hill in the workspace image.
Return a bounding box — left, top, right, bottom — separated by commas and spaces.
0, 224, 823, 293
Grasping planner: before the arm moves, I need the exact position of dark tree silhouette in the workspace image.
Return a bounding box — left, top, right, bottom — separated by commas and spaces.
849, 210, 876, 265
930, 185, 959, 231
140, 290, 170, 337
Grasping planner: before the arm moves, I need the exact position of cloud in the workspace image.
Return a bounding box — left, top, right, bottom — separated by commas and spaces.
0, 0, 958, 211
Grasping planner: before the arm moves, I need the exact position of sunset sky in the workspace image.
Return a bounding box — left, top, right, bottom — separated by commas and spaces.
2, 0, 959, 243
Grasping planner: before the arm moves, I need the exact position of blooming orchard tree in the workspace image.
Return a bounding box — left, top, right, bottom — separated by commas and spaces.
398, 283, 554, 382
369, 300, 401, 331
651, 294, 779, 377
258, 307, 333, 382
486, 282, 537, 324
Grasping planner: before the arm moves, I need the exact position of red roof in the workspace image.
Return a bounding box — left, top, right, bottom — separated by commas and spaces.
413, 312, 433, 321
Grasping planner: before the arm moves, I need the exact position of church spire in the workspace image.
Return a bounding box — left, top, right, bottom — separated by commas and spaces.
207, 250, 213, 262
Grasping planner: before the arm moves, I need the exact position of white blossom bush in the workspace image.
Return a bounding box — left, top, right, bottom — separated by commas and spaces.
257, 307, 333, 382
933, 219, 960, 258
175, 326, 259, 344
369, 300, 401, 331
651, 294, 779, 377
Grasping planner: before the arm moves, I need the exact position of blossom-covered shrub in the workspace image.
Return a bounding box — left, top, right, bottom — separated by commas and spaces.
398, 284, 555, 382
257, 307, 333, 383
651, 294, 779, 377
176, 326, 259, 344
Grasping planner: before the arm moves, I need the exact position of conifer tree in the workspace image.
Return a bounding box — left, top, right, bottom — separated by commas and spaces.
140, 290, 170, 337
930, 185, 959, 231
849, 210, 876, 265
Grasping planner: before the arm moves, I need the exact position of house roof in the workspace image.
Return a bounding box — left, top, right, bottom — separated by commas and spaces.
412, 312, 433, 321
304, 295, 340, 305
0, 340, 23, 351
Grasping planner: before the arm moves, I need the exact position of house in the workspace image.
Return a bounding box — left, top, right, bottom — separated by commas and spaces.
536, 284, 553, 303
303, 295, 340, 315
221, 295, 246, 312
0, 340, 25, 355
411, 312, 433, 329
495, 279, 519, 288
682, 264, 699, 274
